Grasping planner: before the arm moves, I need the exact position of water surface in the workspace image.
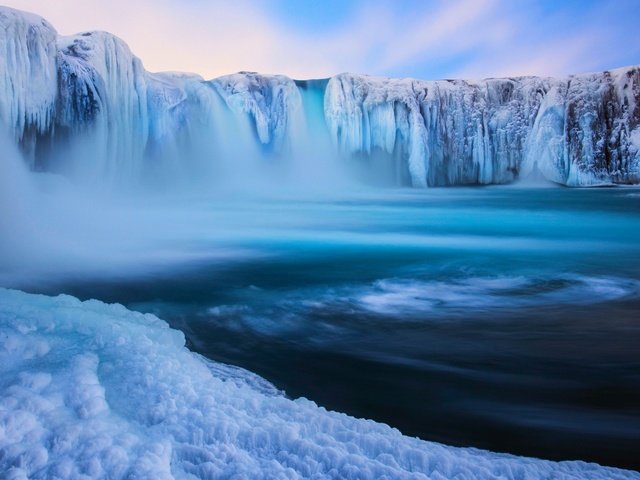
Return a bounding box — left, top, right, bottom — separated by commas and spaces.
28, 186, 640, 470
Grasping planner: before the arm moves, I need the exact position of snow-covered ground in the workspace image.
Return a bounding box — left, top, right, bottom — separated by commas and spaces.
0, 288, 637, 479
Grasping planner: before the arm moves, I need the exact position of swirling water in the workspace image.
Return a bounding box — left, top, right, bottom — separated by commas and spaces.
23, 185, 640, 470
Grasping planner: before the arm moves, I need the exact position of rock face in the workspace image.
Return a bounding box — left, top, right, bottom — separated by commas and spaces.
0, 7, 57, 167
1, 6, 639, 187
325, 72, 640, 186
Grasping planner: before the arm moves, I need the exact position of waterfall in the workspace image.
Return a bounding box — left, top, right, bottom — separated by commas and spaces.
0, 6, 639, 190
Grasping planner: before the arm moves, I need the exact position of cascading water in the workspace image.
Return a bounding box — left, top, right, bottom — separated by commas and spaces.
290, 79, 350, 189
2, 6, 639, 190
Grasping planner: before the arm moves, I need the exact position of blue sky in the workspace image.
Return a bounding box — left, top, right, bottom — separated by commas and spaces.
264, 0, 640, 79
6, 0, 640, 79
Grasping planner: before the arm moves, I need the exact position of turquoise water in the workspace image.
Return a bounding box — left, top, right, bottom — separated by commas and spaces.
29, 186, 640, 469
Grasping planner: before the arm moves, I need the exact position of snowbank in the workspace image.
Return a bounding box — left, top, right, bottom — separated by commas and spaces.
0, 288, 636, 479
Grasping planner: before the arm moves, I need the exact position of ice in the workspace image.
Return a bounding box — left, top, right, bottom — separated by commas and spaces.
56, 31, 149, 182
0, 7, 296, 186
0, 7, 57, 167
0, 287, 637, 479
212, 72, 303, 152
1, 6, 639, 188
325, 71, 640, 187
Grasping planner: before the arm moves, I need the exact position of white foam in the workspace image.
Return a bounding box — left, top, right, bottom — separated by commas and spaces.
354, 275, 640, 316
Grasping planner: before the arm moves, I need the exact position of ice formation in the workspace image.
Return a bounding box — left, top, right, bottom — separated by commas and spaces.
1, 287, 637, 479
0, 5, 639, 187
214, 72, 303, 152
0, 7, 57, 166
324, 72, 640, 186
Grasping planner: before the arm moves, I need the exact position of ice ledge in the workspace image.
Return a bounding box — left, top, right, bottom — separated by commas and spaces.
0, 287, 637, 479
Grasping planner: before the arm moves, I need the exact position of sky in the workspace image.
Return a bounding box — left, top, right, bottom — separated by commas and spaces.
4, 0, 640, 80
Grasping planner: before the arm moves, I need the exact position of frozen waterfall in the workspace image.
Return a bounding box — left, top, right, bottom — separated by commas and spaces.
1, 5, 639, 188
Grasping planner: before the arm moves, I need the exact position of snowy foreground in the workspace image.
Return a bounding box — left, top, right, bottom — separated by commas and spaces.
0, 288, 637, 480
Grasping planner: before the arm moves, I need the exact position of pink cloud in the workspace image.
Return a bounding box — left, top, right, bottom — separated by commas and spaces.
3, 0, 636, 80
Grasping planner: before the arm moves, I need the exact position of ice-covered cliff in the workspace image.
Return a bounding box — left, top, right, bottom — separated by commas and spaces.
1, 6, 639, 187
325, 71, 640, 186
0, 7, 57, 166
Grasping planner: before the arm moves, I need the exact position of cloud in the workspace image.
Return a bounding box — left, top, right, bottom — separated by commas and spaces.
371, 0, 503, 72
3, 0, 378, 78
3, 0, 638, 80
445, 0, 640, 79
2, 0, 320, 77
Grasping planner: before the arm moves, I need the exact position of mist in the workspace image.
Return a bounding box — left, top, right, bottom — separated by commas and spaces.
0, 118, 365, 289
0, 72, 365, 288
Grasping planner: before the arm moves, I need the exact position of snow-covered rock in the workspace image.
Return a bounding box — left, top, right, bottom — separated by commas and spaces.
56, 31, 149, 180
212, 72, 303, 152
0, 5, 639, 187
325, 71, 640, 186
1, 287, 637, 479
0, 7, 57, 166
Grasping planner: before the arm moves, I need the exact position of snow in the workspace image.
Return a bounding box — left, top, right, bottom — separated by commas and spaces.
0, 7, 57, 165
630, 127, 640, 152
325, 71, 640, 187
0, 5, 639, 187
1, 287, 638, 479
57, 31, 149, 181
212, 72, 303, 152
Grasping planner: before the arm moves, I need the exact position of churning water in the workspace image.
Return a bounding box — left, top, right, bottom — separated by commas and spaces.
6, 183, 640, 470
